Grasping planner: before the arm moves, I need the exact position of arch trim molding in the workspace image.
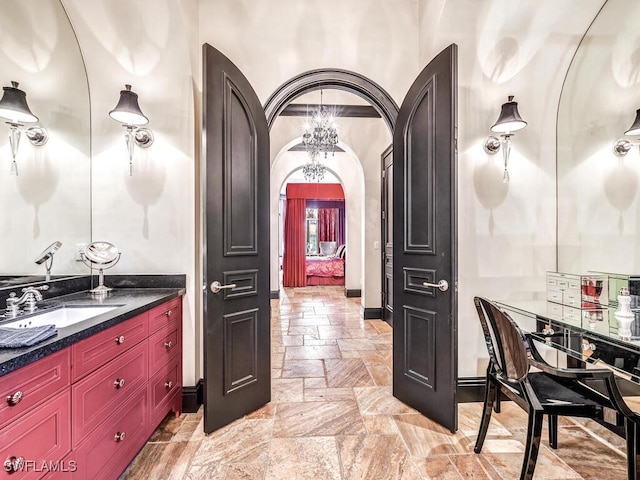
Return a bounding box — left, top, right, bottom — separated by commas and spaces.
264, 69, 399, 132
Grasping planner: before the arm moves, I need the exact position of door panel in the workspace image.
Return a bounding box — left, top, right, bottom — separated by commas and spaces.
202, 43, 271, 434
392, 44, 458, 432
381, 145, 393, 323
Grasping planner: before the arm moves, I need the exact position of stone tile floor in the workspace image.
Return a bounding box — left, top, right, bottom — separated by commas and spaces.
121, 286, 629, 479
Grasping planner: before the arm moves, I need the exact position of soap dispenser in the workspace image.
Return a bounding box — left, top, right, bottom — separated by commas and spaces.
615, 287, 634, 340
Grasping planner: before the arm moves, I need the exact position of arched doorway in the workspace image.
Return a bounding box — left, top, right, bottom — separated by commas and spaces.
269, 139, 366, 296
265, 69, 397, 309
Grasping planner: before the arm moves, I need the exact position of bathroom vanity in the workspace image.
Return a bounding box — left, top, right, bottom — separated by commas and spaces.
0, 287, 184, 479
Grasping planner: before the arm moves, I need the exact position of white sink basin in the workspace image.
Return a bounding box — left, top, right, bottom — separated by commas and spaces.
2, 306, 120, 329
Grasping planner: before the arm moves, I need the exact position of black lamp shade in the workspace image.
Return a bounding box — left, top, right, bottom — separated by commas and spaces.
109, 84, 149, 126
624, 109, 640, 136
0, 81, 39, 124
490, 96, 527, 134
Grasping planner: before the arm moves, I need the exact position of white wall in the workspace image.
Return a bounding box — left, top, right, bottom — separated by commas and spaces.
418, 0, 604, 375
63, 0, 198, 384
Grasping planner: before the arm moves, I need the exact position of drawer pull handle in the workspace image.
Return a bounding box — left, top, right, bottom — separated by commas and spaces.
114, 378, 126, 389
164, 341, 173, 349
6, 391, 23, 406
165, 310, 172, 317
165, 381, 173, 389
114, 431, 126, 442
3, 456, 25, 474
115, 335, 126, 345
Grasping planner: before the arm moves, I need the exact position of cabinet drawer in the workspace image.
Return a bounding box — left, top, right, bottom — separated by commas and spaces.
148, 298, 181, 334
72, 342, 147, 446
546, 290, 563, 304
563, 289, 581, 307
0, 390, 70, 479
148, 359, 182, 428
70, 386, 148, 480
148, 321, 181, 372
0, 349, 70, 430
71, 311, 148, 381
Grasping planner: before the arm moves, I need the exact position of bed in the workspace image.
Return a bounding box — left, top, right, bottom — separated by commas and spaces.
305, 255, 345, 286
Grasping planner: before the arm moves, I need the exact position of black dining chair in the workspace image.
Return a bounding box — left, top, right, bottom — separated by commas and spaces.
473, 296, 640, 480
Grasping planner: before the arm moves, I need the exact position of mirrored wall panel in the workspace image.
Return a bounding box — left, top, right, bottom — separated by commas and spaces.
0, 0, 91, 287
557, 0, 640, 274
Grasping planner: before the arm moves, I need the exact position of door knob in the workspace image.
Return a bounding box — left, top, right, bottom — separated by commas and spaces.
422, 280, 449, 292
210, 281, 237, 294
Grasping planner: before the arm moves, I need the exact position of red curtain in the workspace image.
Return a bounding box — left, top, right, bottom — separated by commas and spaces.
282, 198, 306, 287
318, 208, 337, 242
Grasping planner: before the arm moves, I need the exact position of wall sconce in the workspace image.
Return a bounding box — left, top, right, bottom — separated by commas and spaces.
0, 81, 48, 176
613, 109, 640, 157
483, 95, 527, 182
109, 84, 153, 175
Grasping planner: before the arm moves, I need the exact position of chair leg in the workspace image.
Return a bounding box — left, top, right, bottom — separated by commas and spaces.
548, 414, 558, 449
626, 418, 639, 480
494, 384, 502, 413
521, 410, 544, 480
474, 379, 496, 454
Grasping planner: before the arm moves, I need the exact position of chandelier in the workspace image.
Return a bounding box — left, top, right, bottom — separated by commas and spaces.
300, 90, 337, 182
302, 157, 326, 182
302, 90, 338, 160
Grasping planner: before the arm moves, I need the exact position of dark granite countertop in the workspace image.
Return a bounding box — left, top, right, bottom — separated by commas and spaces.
0, 287, 185, 377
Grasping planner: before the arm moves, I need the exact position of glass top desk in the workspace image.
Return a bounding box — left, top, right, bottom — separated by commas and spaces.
495, 299, 640, 388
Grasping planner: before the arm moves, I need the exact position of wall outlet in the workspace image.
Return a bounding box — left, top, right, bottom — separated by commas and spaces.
75, 243, 87, 261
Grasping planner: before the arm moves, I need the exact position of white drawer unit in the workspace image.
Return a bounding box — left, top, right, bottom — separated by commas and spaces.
546, 272, 608, 308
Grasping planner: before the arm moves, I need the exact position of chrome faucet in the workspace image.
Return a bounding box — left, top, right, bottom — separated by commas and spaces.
5, 285, 49, 318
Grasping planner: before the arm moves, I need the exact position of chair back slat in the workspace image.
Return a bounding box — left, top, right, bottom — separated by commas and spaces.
474, 297, 529, 382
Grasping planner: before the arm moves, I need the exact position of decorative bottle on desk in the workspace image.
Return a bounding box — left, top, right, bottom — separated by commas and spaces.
615, 287, 634, 340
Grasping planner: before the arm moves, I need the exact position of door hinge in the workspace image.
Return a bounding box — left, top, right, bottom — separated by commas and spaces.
382, 170, 386, 179
381, 211, 386, 220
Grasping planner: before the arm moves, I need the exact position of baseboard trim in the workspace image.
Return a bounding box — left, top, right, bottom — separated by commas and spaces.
270, 290, 280, 299
345, 288, 361, 298
362, 307, 382, 319
183, 377, 501, 410
457, 377, 486, 403
182, 379, 204, 413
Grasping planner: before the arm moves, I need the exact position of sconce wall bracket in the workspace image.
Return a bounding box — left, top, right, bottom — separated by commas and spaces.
132, 127, 153, 148
613, 138, 636, 157
483, 135, 502, 154
25, 126, 48, 146
483, 133, 514, 183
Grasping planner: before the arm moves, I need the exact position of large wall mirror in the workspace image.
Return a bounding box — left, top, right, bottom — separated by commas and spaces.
0, 0, 91, 287
557, 0, 640, 274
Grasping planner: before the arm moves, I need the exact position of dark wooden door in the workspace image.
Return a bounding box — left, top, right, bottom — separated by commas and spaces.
381, 145, 393, 324
202, 43, 271, 434
392, 44, 458, 432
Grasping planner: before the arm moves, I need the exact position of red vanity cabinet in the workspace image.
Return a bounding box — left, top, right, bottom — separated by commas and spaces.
1, 295, 183, 480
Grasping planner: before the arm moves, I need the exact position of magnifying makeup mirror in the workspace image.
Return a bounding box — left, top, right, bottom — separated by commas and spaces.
81, 241, 121, 296
34, 241, 62, 281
